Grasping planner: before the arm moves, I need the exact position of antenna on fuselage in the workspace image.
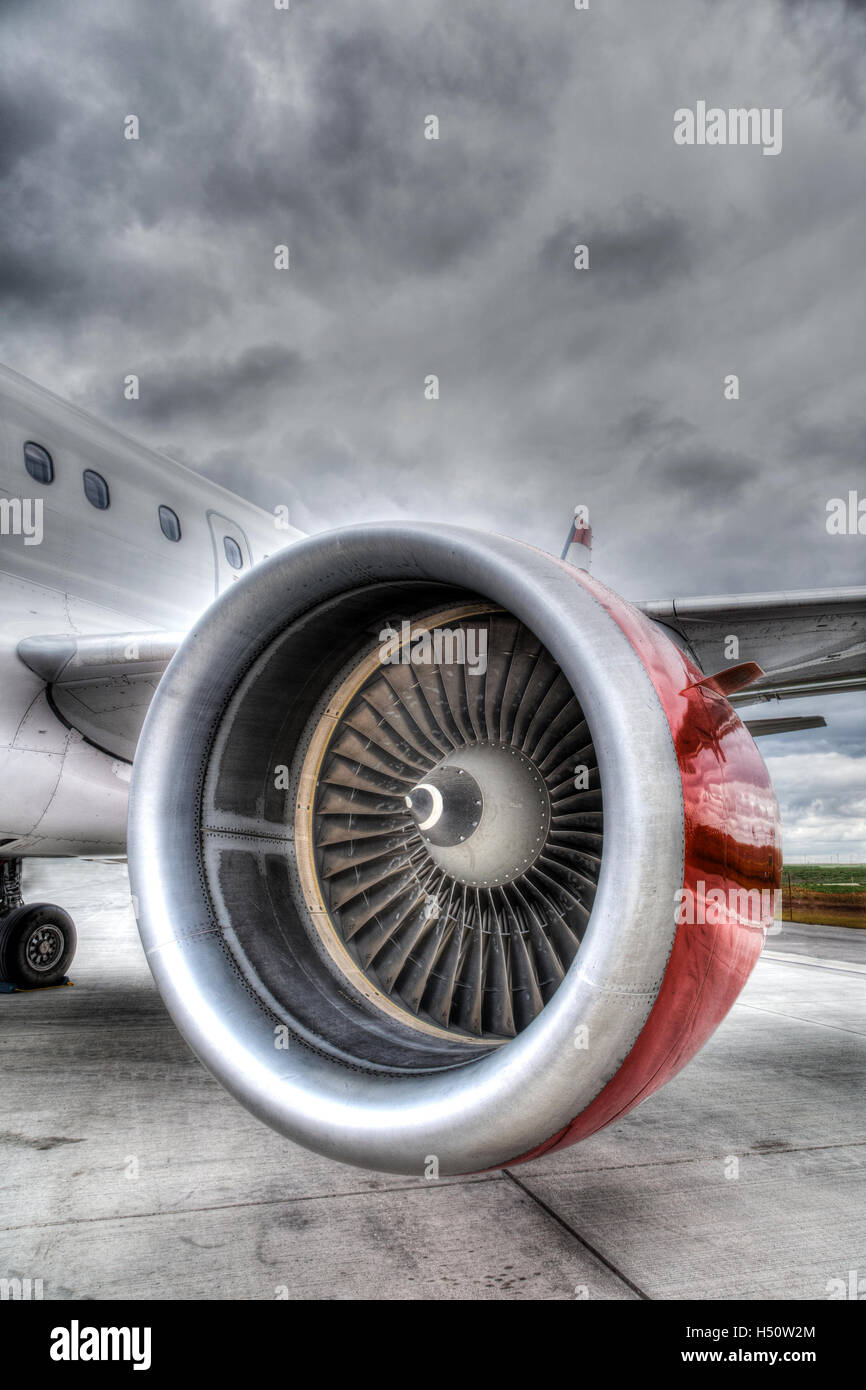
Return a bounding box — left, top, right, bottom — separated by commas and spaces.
560, 504, 592, 571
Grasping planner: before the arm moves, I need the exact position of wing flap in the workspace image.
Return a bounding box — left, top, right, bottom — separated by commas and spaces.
743, 715, 827, 738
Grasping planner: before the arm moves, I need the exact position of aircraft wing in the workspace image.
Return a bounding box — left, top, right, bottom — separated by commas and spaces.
16, 631, 182, 763
639, 586, 866, 705
14, 589, 865, 768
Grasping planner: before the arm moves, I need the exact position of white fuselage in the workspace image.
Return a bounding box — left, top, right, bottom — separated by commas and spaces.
0, 365, 304, 856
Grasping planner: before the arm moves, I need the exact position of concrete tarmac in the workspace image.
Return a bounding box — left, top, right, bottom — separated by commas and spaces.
1, 860, 863, 1300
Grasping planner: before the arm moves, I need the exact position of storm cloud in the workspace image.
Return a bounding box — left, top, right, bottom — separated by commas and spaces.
0, 0, 863, 855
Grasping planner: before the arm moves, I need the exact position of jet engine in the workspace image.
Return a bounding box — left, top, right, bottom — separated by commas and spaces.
128, 524, 780, 1175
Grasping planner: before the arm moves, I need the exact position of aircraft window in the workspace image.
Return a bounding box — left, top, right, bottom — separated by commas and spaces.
23, 441, 54, 485
83, 469, 110, 509
223, 535, 243, 570
159, 505, 182, 542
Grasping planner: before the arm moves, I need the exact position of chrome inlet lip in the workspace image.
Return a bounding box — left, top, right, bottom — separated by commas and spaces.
129, 524, 684, 1175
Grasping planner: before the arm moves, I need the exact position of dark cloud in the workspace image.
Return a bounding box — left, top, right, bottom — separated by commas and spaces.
785, 415, 866, 470
778, 0, 866, 120
91, 344, 305, 426
781, 0, 866, 14
0, 79, 70, 179
539, 203, 692, 301
613, 404, 697, 450
200, 15, 566, 283
0, 0, 863, 854
0, 251, 78, 306
651, 446, 757, 500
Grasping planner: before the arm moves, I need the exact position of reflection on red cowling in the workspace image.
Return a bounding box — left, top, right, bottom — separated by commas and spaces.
510, 569, 781, 1165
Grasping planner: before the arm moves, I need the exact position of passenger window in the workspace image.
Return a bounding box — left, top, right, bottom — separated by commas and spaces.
83, 469, 110, 510
23, 441, 54, 485
159, 505, 182, 542
223, 535, 243, 570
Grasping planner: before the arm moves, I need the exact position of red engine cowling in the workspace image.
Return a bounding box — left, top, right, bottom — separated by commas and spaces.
128, 524, 780, 1175
510, 570, 781, 1163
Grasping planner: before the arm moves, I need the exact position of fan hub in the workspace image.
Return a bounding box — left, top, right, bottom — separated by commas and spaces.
411, 744, 550, 888
294, 604, 601, 1041
404, 764, 483, 846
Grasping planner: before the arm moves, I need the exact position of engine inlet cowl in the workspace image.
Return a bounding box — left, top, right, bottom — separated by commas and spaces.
128, 523, 780, 1176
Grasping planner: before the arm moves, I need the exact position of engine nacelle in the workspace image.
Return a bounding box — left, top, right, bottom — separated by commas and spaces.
128, 524, 780, 1174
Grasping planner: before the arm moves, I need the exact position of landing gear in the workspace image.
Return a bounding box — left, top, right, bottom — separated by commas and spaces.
0, 857, 22, 915
0, 859, 77, 989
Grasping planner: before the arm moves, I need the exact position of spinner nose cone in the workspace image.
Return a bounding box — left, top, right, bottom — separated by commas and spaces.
405, 766, 482, 848
404, 783, 441, 830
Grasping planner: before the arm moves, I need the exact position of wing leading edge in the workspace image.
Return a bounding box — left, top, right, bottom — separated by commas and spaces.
15, 588, 864, 765
639, 587, 866, 706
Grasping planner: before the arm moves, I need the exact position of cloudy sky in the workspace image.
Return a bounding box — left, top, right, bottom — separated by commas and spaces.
1, 0, 863, 858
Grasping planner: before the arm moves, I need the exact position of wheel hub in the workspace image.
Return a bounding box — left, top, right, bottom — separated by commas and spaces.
26, 924, 63, 972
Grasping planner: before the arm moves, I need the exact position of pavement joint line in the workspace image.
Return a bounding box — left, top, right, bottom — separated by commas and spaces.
0, 1173, 506, 1235
501, 1169, 651, 1301
2, 1140, 861, 1210
535, 1138, 866, 1176
760, 952, 866, 977
733, 1001, 866, 1038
